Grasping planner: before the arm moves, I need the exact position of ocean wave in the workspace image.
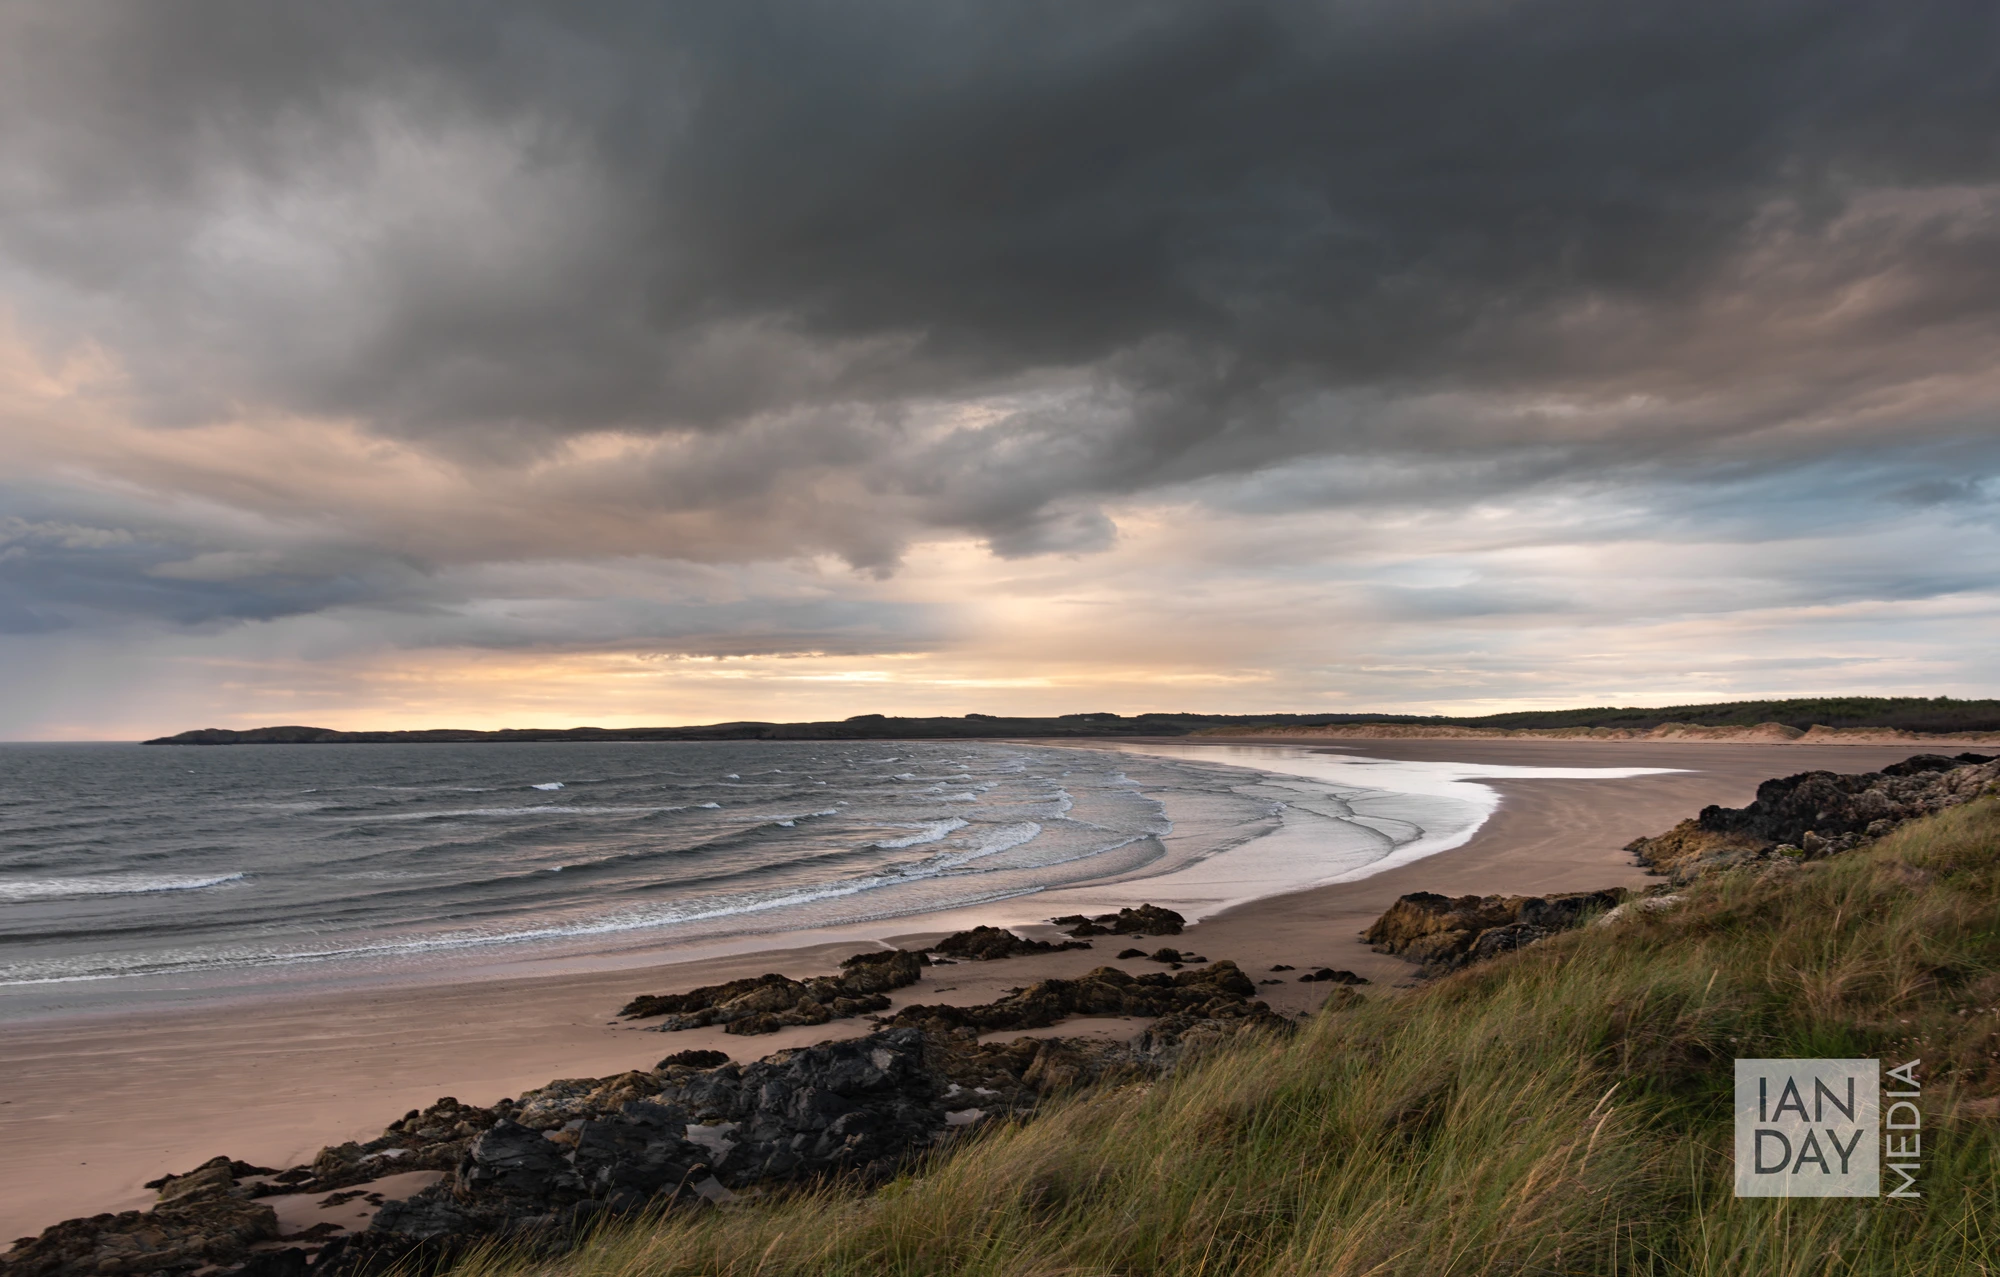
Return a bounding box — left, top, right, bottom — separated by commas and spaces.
918, 822, 1043, 872
873, 818, 969, 848
0, 873, 246, 903
768, 809, 841, 827
0, 871, 1052, 987
0, 740, 1207, 993
971, 821, 1042, 857
340, 804, 687, 822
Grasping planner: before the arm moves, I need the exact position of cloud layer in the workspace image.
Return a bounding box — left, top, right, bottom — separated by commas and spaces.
2, 1, 1997, 735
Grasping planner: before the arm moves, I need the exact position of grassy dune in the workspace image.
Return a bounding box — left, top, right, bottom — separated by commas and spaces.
456, 798, 2000, 1276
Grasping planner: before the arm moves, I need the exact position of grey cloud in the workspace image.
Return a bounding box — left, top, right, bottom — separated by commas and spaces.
0, 484, 951, 656
0, 511, 418, 629
6, 1, 2000, 566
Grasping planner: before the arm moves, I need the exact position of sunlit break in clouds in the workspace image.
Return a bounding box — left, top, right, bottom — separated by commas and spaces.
2, 2, 1998, 738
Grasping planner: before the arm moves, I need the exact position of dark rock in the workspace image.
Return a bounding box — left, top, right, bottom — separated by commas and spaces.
618, 950, 928, 1036
143, 1158, 278, 1193
1049, 904, 1185, 938
1116, 948, 1146, 960
11, 1000, 1291, 1277
0, 1197, 278, 1277
1626, 755, 2000, 882
923, 926, 1092, 962
1297, 969, 1369, 985
1269, 964, 1294, 972
878, 961, 1282, 1038
1364, 890, 1628, 975
235, 1248, 309, 1277
655, 1049, 730, 1070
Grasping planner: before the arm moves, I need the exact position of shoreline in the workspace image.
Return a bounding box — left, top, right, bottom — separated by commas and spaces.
0, 736, 1674, 1024
0, 738, 1949, 1241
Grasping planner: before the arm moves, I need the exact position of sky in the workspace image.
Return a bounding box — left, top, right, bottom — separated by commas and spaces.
2, 1, 1998, 739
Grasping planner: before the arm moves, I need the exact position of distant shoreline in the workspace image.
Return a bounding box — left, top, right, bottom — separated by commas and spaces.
142, 718, 2000, 747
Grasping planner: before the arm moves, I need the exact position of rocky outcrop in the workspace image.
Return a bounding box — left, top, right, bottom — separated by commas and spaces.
1364, 890, 1629, 975
1114, 946, 1209, 964
1296, 968, 1368, 984
923, 926, 1093, 961
877, 961, 1284, 1040
1627, 753, 1999, 883
5, 950, 1311, 1277
1049, 904, 1185, 937
1, 1158, 281, 1277
654, 1049, 730, 1070
617, 949, 928, 1035
368, 1027, 954, 1245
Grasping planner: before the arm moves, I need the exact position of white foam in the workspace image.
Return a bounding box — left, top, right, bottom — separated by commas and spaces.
921, 822, 1044, 871
0, 858, 1063, 986
969, 821, 1042, 858
873, 818, 969, 849
531, 782, 565, 791
350, 804, 684, 821
0, 873, 246, 903
1091, 743, 1684, 917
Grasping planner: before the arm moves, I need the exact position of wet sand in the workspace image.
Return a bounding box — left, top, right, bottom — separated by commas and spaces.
0, 738, 1944, 1241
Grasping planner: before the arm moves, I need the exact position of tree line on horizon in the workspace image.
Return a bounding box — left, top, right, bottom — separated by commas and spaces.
143, 696, 2000, 744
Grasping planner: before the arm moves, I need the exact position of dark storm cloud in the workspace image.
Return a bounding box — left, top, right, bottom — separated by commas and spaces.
5, 0, 2000, 561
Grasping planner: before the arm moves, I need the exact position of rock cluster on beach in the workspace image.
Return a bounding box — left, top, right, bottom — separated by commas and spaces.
1363, 890, 1630, 975
1, 1162, 284, 1277
923, 925, 1094, 961
1115, 946, 1209, 965
363, 1027, 956, 1246
617, 949, 927, 1035
1049, 904, 1185, 936
1626, 752, 1999, 883
877, 960, 1291, 1042
4, 932, 1305, 1277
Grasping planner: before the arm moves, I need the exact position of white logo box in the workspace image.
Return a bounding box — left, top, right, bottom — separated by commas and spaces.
1734, 1059, 1879, 1197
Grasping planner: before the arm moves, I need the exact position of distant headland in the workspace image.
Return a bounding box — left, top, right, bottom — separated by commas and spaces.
143, 696, 2000, 744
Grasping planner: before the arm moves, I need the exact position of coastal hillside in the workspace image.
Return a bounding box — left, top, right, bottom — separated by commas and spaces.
141, 697, 2000, 744
140, 713, 1424, 745
451, 782, 2000, 1275
1204, 697, 2000, 744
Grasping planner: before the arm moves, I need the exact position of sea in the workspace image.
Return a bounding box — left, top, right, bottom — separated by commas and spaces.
0, 740, 1677, 1018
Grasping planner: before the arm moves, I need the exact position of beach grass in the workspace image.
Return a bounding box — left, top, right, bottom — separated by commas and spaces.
449, 796, 2000, 1276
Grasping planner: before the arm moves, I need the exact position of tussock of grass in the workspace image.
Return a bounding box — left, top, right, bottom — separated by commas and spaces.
454, 798, 2000, 1276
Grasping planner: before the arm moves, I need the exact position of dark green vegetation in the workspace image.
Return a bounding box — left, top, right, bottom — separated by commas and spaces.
141, 713, 1426, 744
449, 796, 2000, 1276
140, 697, 2000, 744
1463, 697, 2000, 734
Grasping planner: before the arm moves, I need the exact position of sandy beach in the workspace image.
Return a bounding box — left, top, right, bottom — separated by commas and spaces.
0, 737, 1955, 1242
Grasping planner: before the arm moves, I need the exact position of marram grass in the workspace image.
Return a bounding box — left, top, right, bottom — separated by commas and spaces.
450, 797, 2000, 1276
